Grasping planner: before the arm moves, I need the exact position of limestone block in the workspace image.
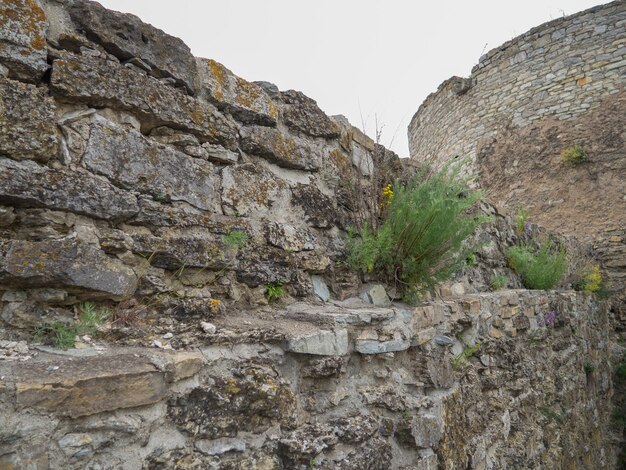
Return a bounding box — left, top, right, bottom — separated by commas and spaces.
265, 222, 316, 252
462, 298, 481, 314
0, 238, 138, 298
221, 163, 290, 217
287, 329, 348, 356
0, 157, 139, 221
362, 284, 391, 307
411, 413, 442, 449
50, 53, 238, 149
311, 275, 330, 302
69, 0, 198, 94
280, 89, 340, 138
240, 125, 321, 171
291, 183, 338, 228
197, 58, 278, 126
355, 339, 410, 354
0, 0, 48, 82
0, 78, 59, 161
15, 355, 167, 418
82, 117, 220, 212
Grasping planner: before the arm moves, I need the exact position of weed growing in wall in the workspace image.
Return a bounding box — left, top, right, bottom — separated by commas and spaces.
572, 264, 603, 294
451, 342, 481, 369
34, 302, 111, 349
561, 145, 588, 164
223, 230, 249, 250
265, 282, 285, 303
490, 274, 508, 291
506, 241, 568, 290
347, 161, 488, 298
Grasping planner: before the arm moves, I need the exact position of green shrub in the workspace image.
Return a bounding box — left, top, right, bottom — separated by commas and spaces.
490, 274, 508, 291
223, 230, 249, 250
506, 241, 568, 290
347, 161, 488, 297
265, 282, 285, 303
561, 145, 588, 164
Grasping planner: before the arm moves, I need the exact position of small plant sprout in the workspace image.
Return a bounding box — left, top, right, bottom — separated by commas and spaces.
209, 298, 222, 314
490, 274, 508, 290
265, 282, 285, 303
583, 361, 596, 375
515, 207, 529, 236
223, 230, 249, 250
452, 342, 481, 369
561, 145, 588, 164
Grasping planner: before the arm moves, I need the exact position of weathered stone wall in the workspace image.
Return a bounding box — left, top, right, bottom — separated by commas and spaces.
407, 0, 626, 321
0, 1, 621, 469
0, 0, 402, 331
0, 290, 615, 469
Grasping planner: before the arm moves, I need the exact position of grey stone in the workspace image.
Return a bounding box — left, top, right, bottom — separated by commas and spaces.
311, 275, 330, 302
286, 329, 348, 356
201, 143, 240, 164
280, 90, 340, 138
0, 78, 59, 161
0, 157, 139, 221
254, 80, 280, 99
0, 0, 48, 83
363, 284, 391, 307
355, 339, 410, 354
195, 437, 246, 456
0, 238, 138, 298
434, 335, 455, 346
82, 117, 220, 212
58, 433, 93, 457
240, 126, 321, 171
197, 58, 278, 126
69, 0, 198, 94
266, 222, 316, 252
50, 52, 238, 149
411, 413, 442, 449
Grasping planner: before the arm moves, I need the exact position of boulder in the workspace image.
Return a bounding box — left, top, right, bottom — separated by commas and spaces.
240, 126, 321, 171
82, 117, 220, 212
197, 58, 278, 126
69, 0, 198, 94
280, 90, 340, 138
0, 238, 138, 298
51, 53, 238, 149
0, 0, 48, 82
0, 157, 139, 221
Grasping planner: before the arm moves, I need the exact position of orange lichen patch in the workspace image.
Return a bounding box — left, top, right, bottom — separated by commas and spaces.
206, 59, 226, 102
330, 148, 350, 176
273, 133, 298, 161
0, 0, 47, 51
235, 75, 261, 109
576, 76, 591, 86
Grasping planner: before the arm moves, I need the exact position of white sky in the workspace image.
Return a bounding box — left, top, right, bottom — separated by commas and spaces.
98, 0, 609, 157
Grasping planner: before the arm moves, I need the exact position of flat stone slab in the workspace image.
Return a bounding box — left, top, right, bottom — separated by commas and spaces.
355, 339, 410, 355
286, 329, 348, 356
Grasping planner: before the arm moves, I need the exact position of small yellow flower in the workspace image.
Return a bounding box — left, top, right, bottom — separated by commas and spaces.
381, 183, 393, 206
209, 298, 222, 313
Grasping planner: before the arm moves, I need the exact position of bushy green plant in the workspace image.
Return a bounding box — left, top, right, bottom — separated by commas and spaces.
561, 145, 588, 164
490, 274, 508, 290
223, 230, 249, 250
506, 241, 568, 290
347, 162, 488, 297
265, 282, 285, 303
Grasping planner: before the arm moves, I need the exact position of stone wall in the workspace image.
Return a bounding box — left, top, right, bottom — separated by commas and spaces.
407, 0, 626, 321
0, 290, 615, 469
0, 1, 622, 469
0, 0, 402, 332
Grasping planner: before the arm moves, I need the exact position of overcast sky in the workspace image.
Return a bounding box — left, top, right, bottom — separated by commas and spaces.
99, 0, 609, 157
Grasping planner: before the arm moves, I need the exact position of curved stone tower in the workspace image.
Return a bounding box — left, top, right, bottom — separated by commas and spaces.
408, 0, 626, 321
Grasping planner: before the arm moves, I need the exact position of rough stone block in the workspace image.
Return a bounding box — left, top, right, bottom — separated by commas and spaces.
287, 329, 348, 356
168, 351, 205, 382
355, 339, 410, 354
0, 78, 59, 161
411, 413, 442, 449
280, 90, 340, 138
197, 58, 278, 126
0, 157, 139, 221
0, 238, 138, 298
240, 126, 321, 171
69, 0, 198, 94
221, 163, 290, 217
50, 53, 238, 149
82, 117, 220, 212
15, 355, 167, 418
462, 298, 481, 314
0, 0, 48, 82
266, 222, 316, 252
